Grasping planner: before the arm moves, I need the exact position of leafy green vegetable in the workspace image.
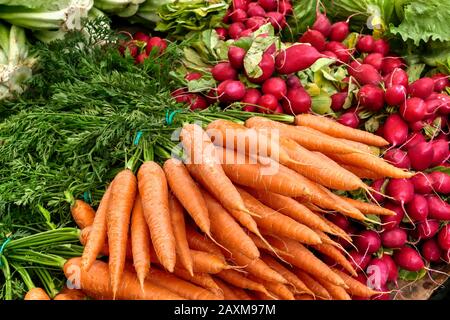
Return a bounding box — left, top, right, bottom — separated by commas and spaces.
398, 268, 427, 281
426, 166, 450, 175
283, 0, 317, 42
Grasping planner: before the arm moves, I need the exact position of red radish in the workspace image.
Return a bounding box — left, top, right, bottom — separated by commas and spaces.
327, 213, 350, 231
422, 239, 442, 263
134, 31, 150, 43
281, 88, 312, 115
215, 27, 228, 40
274, 105, 283, 113
286, 75, 302, 89
386, 178, 414, 205
379, 254, 398, 284
406, 194, 429, 221
217, 80, 246, 103
348, 250, 372, 271
266, 12, 286, 30
409, 120, 425, 132
354, 273, 368, 285
356, 35, 375, 53
381, 228, 408, 248
247, 53, 275, 84
146, 37, 167, 55
135, 52, 148, 64
385, 84, 407, 106
228, 46, 246, 70
278, 1, 292, 15
355, 230, 381, 254
363, 53, 384, 71
262, 77, 287, 100
230, 8, 247, 23
409, 78, 435, 100
404, 132, 426, 150
299, 29, 326, 51
384, 148, 410, 169
370, 179, 386, 203
337, 112, 360, 128
212, 62, 237, 82
123, 42, 139, 58
325, 41, 351, 64
381, 57, 404, 75
437, 225, 450, 250
430, 171, 450, 194
373, 39, 390, 56
171, 88, 189, 103
394, 246, 424, 272
431, 73, 450, 92
427, 195, 450, 220
204, 89, 218, 104
408, 142, 434, 171
430, 140, 449, 167
187, 94, 208, 110
411, 173, 433, 194
228, 22, 246, 39
443, 249, 450, 263
322, 50, 338, 60
383, 114, 409, 146
233, 0, 248, 10
275, 44, 321, 74
331, 92, 347, 111
223, 9, 232, 23
371, 285, 390, 300
349, 64, 382, 86
366, 258, 389, 289
329, 21, 349, 42
384, 68, 409, 88
246, 16, 267, 30
415, 219, 440, 240
264, 43, 276, 56
400, 97, 426, 122
258, 0, 277, 11
242, 88, 261, 107
358, 84, 385, 111
257, 94, 279, 113
239, 29, 253, 38
185, 72, 202, 81
312, 13, 332, 37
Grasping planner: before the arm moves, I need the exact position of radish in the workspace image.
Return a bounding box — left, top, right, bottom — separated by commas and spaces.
257, 94, 279, 113
379, 254, 398, 284
382, 202, 405, 230
422, 239, 442, 263
349, 64, 382, 86
366, 258, 389, 289
228, 46, 247, 70
357, 35, 375, 53
363, 53, 383, 71
215, 27, 228, 40
228, 22, 246, 39
386, 178, 414, 205
431, 73, 450, 92
274, 105, 283, 113
411, 173, 433, 194
430, 140, 450, 167
370, 179, 386, 203
247, 53, 275, 83
408, 77, 435, 100
239, 29, 254, 38
187, 94, 208, 110
385, 84, 407, 106
415, 219, 440, 240
185, 72, 202, 81
325, 41, 351, 64
406, 194, 429, 221
408, 142, 434, 171
430, 171, 450, 194
383, 114, 409, 146
371, 286, 390, 300
404, 132, 426, 150
242, 88, 261, 110
217, 80, 246, 103
146, 37, 167, 55
135, 52, 148, 64
275, 44, 321, 74
212, 62, 238, 82
312, 13, 332, 37
134, 31, 150, 43
437, 225, 450, 250
331, 92, 347, 111
381, 228, 407, 248
348, 250, 372, 270
327, 213, 351, 231
299, 29, 327, 51
355, 230, 381, 254
443, 249, 450, 263
400, 97, 426, 122
329, 21, 349, 42
373, 39, 390, 56
427, 195, 450, 220
246, 16, 267, 31
381, 57, 404, 75
358, 84, 385, 111
337, 112, 360, 128
384, 68, 409, 88
266, 12, 287, 30
281, 88, 312, 115
231, 8, 247, 23
394, 246, 424, 272
384, 148, 410, 169
286, 75, 302, 89
409, 120, 425, 132
233, 0, 248, 10
278, 1, 292, 15
258, 0, 278, 11
322, 50, 338, 60
247, 3, 265, 17
262, 77, 287, 100
264, 43, 276, 56
171, 88, 189, 103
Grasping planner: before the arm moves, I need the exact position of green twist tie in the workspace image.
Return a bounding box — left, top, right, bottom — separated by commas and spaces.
83, 191, 92, 204
0, 237, 11, 268
165, 110, 182, 125
134, 131, 143, 146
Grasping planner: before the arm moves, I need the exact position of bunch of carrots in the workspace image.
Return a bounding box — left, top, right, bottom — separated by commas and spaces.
25, 114, 415, 300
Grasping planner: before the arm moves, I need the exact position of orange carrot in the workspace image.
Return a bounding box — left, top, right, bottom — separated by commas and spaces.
213, 278, 240, 300
252, 291, 277, 300
339, 196, 396, 216
248, 275, 295, 300
314, 277, 351, 300
172, 268, 223, 297
248, 233, 291, 257
294, 269, 331, 300
313, 214, 353, 243
216, 269, 270, 295
53, 293, 83, 300
65, 191, 95, 229
138, 161, 176, 272
63, 258, 184, 300
202, 191, 260, 260
80, 226, 133, 259
190, 250, 232, 274
331, 268, 379, 298
295, 114, 389, 147
163, 158, 211, 235
58, 286, 87, 300
169, 194, 194, 276
24, 288, 51, 300
233, 288, 253, 300
295, 294, 314, 300
340, 164, 385, 180
311, 241, 356, 276
81, 183, 112, 271
130, 194, 151, 288
106, 169, 137, 297
180, 123, 249, 215
314, 229, 343, 247
185, 225, 224, 258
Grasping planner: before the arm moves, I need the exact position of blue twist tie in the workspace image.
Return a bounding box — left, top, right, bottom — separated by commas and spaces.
83, 191, 92, 204
165, 110, 181, 125
134, 131, 143, 146
0, 237, 11, 267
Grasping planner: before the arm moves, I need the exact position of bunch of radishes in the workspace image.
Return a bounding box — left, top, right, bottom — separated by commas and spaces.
118, 31, 168, 64
216, 0, 293, 40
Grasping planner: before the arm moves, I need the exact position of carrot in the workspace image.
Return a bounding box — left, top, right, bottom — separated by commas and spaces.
169, 194, 194, 276
216, 269, 270, 295
248, 275, 295, 300
245, 116, 363, 154
202, 191, 260, 260
309, 213, 353, 242
279, 137, 367, 191
53, 293, 83, 300
138, 161, 176, 272
314, 229, 344, 247
81, 183, 112, 271
58, 286, 87, 300
294, 270, 331, 300
190, 250, 232, 274
248, 233, 291, 257
63, 258, 184, 300
213, 278, 240, 300
80, 226, 133, 259
237, 188, 322, 245
172, 268, 223, 298
250, 190, 334, 234
260, 253, 313, 295
331, 268, 379, 298
233, 288, 253, 300
339, 196, 396, 216
185, 225, 224, 257
130, 194, 151, 288
295, 294, 314, 300
338, 138, 378, 155
146, 268, 221, 300
163, 158, 210, 235
180, 123, 250, 215
312, 241, 357, 276
265, 235, 346, 287
24, 288, 51, 300
106, 169, 137, 297
65, 191, 95, 229
295, 114, 389, 147
252, 291, 277, 300
314, 277, 351, 300
340, 164, 385, 180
